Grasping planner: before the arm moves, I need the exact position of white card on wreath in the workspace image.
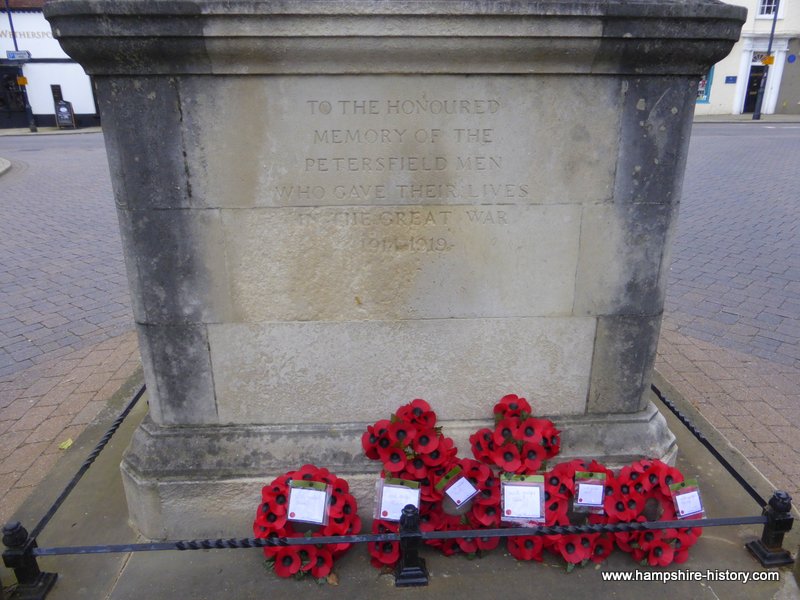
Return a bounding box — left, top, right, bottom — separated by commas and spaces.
287, 486, 328, 524
576, 482, 605, 507
676, 490, 703, 517
380, 483, 420, 521
445, 477, 479, 506
503, 483, 541, 519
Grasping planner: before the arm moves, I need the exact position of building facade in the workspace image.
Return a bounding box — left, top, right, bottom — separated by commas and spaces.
696, 0, 800, 115
1, 0, 98, 128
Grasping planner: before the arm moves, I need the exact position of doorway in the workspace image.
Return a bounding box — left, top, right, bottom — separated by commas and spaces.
743, 65, 765, 113
0, 66, 28, 128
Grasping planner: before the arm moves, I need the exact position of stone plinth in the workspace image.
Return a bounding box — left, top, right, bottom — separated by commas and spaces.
45, 0, 745, 539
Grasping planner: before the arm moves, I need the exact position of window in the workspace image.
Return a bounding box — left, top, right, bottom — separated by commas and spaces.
758, 0, 780, 16
696, 67, 713, 103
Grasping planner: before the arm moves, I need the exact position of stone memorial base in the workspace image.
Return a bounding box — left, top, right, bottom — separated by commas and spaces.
121, 403, 676, 539
45, 0, 744, 541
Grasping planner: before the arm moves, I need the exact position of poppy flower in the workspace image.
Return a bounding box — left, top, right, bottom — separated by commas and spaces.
439, 538, 462, 557
369, 540, 400, 567
460, 458, 491, 485
656, 464, 684, 497
636, 529, 664, 551
671, 529, 699, 564
378, 446, 407, 473
419, 476, 443, 502
493, 418, 520, 446
514, 418, 545, 445
470, 428, 494, 462
388, 421, 417, 446
613, 529, 638, 553
520, 441, 546, 473
590, 535, 614, 564
292, 464, 322, 481
474, 477, 500, 506
397, 399, 436, 428
508, 535, 544, 561
491, 443, 521, 473
273, 546, 303, 578
647, 540, 675, 566
403, 456, 428, 480
540, 423, 561, 457
419, 505, 445, 532
362, 426, 382, 459
309, 547, 334, 578
545, 498, 570, 526
456, 535, 479, 554
255, 502, 288, 531
681, 526, 703, 543
413, 428, 440, 454
476, 535, 501, 552
471, 501, 501, 527
421, 443, 449, 467
555, 533, 593, 564
493, 394, 532, 420
587, 460, 614, 479
605, 487, 644, 521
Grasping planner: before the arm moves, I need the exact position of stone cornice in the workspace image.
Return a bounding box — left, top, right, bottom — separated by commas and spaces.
44, 0, 747, 76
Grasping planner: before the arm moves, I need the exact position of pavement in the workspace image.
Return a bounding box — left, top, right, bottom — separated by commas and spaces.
0, 116, 799, 597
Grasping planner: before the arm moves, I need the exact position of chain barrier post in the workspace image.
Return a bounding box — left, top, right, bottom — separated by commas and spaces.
2, 522, 57, 600
746, 491, 795, 567
395, 505, 428, 587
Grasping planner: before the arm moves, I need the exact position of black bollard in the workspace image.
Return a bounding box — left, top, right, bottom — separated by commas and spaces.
746, 491, 795, 567
395, 504, 429, 587
2, 522, 58, 600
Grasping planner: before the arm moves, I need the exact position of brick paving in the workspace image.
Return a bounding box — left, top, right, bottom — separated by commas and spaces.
0, 132, 132, 378
0, 131, 139, 525
664, 123, 800, 369
658, 122, 800, 504
0, 330, 140, 524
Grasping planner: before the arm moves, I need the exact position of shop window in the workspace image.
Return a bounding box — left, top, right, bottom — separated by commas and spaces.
696, 67, 713, 103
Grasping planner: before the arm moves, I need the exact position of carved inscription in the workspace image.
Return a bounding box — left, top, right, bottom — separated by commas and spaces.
274, 95, 529, 205
296, 207, 509, 253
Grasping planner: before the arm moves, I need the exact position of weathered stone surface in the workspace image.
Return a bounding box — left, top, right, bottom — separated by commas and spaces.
121, 402, 676, 539
95, 77, 191, 210
208, 318, 596, 424
222, 205, 581, 322
45, 0, 745, 540
179, 76, 620, 209
136, 324, 217, 425
118, 209, 233, 324
588, 315, 663, 414
574, 203, 676, 317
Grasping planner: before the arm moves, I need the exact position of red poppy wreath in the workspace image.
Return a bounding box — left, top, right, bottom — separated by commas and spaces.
253, 464, 361, 580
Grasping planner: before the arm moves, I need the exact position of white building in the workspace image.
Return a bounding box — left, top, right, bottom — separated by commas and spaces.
696, 0, 800, 115
1, 0, 98, 128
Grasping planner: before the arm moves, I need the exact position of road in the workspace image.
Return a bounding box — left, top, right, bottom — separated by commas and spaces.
0, 133, 130, 379
665, 123, 800, 369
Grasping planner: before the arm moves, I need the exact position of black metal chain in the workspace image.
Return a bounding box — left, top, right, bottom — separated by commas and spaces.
650, 383, 768, 509
28, 384, 147, 541
31, 515, 766, 557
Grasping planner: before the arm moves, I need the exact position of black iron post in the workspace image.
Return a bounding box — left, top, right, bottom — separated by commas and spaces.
746, 491, 795, 567
395, 505, 429, 587
753, 0, 780, 120
2, 522, 57, 600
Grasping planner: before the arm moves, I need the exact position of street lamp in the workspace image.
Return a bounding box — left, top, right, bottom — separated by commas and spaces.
753, 0, 780, 120
3, 0, 37, 132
